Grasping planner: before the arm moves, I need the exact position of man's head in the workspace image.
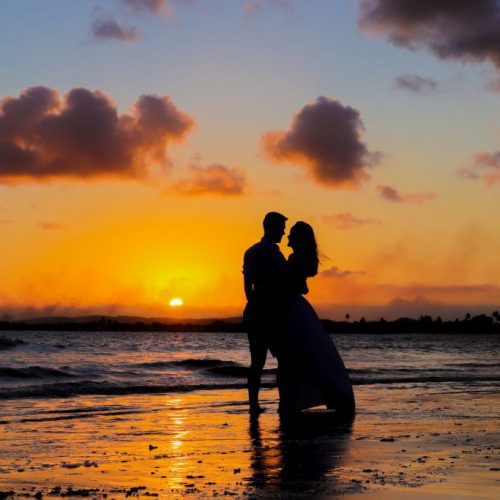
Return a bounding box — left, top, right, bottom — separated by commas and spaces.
263, 211, 287, 243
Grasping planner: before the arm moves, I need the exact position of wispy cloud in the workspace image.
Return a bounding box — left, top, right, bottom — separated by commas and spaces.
245, 0, 294, 14
458, 151, 500, 186
0, 86, 194, 183
262, 96, 380, 189
91, 18, 139, 42
321, 266, 366, 278
122, 0, 171, 16
39, 223, 68, 231
169, 164, 247, 196
377, 185, 437, 204
394, 74, 439, 94
322, 212, 381, 230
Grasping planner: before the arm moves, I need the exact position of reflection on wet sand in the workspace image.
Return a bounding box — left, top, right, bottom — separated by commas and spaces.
248, 411, 354, 496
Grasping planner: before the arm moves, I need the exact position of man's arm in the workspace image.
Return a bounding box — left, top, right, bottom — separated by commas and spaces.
244, 274, 253, 302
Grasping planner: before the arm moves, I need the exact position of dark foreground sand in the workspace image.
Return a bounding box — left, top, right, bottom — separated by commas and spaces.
0, 385, 499, 498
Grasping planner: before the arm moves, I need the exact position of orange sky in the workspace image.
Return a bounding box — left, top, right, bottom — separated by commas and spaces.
1, 1, 500, 320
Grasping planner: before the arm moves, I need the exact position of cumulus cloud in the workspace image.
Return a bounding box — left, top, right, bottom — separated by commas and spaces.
91, 18, 139, 42
245, 0, 294, 14
170, 164, 247, 196
359, 0, 500, 74
377, 185, 437, 204
321, 266, 366, 278
395, 74, 439, 93
459, 151, 500, 186
0, 86, 194, 183
322, 212, 381, 230
262, 96, 380, 188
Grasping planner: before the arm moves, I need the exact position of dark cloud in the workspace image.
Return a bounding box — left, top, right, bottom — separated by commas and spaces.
322, 212, 381, 230
359, 0, 500, 73
321, 266, 366, 278
377, 185, 437, 204
0, 86, 194, 183
262, 96, 379, 188
459, 151, 500, 186
395, 74, 439, 93
170, 164, 247, 196
91, 18, 139, 42
123, 0, 171, 15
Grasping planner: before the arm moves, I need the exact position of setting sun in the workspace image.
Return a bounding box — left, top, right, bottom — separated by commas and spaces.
169, 298, 184, 307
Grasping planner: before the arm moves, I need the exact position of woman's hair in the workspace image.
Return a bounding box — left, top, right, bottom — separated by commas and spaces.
290, 221, 319, 277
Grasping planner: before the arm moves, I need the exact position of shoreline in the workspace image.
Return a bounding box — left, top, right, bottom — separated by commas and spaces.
1, 386, 499, 498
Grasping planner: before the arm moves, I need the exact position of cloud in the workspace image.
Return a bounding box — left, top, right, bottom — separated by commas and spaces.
170, 164, 247, 196
321, 266, 366, 278
0, 86, 194, 183
459, 151, 500, 186
122, 0, 171, 15
359, 0, 500, 74
376, 284, 500, 304
245, 0, 294, 14
315, 298, 500, 321
395, 74, 439, 93
322, 212, 381, 230
262, 96, 380, 188
40, 223, 67, 231
377, 185, 437, 204
91, 18, 139, 42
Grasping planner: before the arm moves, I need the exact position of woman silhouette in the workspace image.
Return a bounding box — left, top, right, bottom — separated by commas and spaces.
278, 221, 355, 416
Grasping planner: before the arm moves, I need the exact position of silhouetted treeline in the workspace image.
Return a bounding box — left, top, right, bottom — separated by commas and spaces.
1, 313, 500, 334
321, 313, 500, 334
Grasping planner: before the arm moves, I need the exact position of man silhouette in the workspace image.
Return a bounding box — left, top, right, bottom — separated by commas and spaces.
243, 211, 287, 414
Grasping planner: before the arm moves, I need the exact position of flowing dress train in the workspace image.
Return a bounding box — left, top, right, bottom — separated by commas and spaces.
279, 293, 355, 413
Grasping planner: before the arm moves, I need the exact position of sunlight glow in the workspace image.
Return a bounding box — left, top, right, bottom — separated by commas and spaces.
169, 298, 184, 307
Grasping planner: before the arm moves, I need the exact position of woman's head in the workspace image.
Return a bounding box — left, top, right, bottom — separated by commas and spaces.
288, 221, 318, 276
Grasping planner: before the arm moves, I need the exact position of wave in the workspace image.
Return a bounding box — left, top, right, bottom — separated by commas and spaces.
0, 337, 25, 350
132, 358, 276, 377
133, 358, 241, 369
0, 373, 498, 400
0, 380, 252, 400
0, 366, 75, 379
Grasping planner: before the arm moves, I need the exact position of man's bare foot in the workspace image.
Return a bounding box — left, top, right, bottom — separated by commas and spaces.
249, 404, 265, 415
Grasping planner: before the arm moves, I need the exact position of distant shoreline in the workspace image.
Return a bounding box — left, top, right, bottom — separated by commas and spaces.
1, 313, 500, 334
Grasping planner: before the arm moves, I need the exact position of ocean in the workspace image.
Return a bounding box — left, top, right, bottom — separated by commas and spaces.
1, 330, 498, 401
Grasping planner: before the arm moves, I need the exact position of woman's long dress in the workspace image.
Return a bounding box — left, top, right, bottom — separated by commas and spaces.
279, 256, 355, 413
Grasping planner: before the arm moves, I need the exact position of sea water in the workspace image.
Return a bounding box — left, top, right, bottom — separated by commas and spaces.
0, 330, 498, 401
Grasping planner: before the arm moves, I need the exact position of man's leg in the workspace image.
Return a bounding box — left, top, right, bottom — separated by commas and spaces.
247, 330, 267, 413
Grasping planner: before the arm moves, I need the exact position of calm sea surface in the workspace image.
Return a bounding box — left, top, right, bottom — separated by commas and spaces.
0, 330, 498, 400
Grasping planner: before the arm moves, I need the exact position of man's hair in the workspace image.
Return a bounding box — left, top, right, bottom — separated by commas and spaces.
263, 211, 287, 232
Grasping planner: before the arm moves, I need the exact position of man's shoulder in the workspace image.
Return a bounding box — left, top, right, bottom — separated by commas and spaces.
244, 239, 285, 266
244, 239, 279, 260
244, 240, 265, 257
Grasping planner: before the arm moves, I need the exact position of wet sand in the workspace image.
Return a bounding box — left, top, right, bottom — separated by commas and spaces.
0, 385, 499, 498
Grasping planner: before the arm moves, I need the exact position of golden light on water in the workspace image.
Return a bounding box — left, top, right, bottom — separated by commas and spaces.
169, 298, 184, 307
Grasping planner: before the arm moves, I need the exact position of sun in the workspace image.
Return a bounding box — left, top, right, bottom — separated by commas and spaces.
169, 297, 184, 307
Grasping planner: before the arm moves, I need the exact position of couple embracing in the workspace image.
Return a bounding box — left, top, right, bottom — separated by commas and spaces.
243, 212, 355, 417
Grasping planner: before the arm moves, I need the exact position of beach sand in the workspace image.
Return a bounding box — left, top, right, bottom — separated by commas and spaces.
0, 385, 499, 498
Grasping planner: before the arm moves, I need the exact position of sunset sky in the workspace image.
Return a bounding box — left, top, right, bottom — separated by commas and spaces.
1, 0, 500, 320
